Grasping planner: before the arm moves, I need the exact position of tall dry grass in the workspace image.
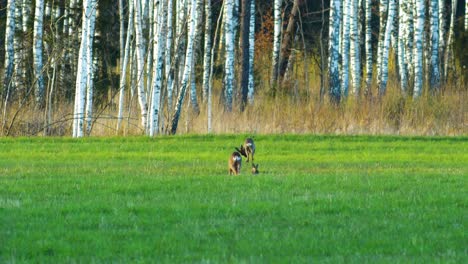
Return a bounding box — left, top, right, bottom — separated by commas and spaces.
1, 77, 465, 137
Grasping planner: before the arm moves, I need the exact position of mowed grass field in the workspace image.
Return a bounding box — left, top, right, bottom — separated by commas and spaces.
0, 135, 466, 263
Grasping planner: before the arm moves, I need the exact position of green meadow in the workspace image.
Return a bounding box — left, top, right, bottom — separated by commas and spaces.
0, 135, 466, 263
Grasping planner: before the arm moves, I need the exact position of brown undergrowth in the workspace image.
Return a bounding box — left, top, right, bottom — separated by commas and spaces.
1, 81, 465, 136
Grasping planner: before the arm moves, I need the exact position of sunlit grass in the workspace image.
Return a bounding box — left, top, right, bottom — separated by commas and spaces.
0, 135, 466, 262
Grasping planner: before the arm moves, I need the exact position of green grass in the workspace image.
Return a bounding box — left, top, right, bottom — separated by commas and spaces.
0, 135, 466, 263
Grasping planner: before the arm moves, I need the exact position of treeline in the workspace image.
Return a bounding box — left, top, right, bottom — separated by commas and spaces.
0, 0, 467, 137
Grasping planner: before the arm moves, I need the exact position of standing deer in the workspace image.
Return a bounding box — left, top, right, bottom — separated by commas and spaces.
235, 138, 255, 163
228, 152, 242, 175
251, 163, 259, 174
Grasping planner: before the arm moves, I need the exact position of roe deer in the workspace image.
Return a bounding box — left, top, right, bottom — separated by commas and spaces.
251, 163, 259, 174
228, 152, 242, 175
235, 138, 255, 163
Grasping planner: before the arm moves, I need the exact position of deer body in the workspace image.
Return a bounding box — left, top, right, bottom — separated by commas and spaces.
236, 138, 255, 163
228, 152, 242, 175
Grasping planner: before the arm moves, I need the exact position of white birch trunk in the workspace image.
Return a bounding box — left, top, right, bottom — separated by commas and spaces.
167, 0, 187, 110
376, 0, 388, 87
364, 0, 373, 93
117, 0, 135, 133
438, 0, 446, 80
202, 0, 213, 103
430, 0, 440, 91
146, 0, 155, 103
224, 0, 235, 111
341, 0, 351, 97
465, 0, 468, 31
329, 0, 342, 103
85, 3, 98, 136
13, 0, 23, 90
189, 0, 203, 113
406, 0, 414, 77
134, 0, 149, 129
247, 0, 255, 104
413, 0, 425, 98
444, 0, 457, 81
177, 0, 187, 88
350, 0, 361, 96
22, 0, 31, 33
379, 0, 396, 95
271, 0, 282, 86
170, 0, 197, 134
165, 0, 173, 94
149, 0, 167, 136
33, 0, 45, 105
3, 0, 15, 92
398, 0, 408, 93
73, 0, 91, 137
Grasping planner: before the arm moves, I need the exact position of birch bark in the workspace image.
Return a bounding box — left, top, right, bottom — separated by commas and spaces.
329, 0, 342, 103
149, 0, 168, 136
429, 0, 440, 91
117, 0, 134, 133
413, 0, 425, 97
170, 0, 197, 134
33, 0, 45, 105
134, 0, 149, 129
271, 0, 282, 87
224, 0, 235, 111
379, 0, 396, 95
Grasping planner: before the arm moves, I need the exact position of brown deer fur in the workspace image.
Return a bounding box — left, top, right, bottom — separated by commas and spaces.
228, 152, 242, 175
235, 138, 255, 163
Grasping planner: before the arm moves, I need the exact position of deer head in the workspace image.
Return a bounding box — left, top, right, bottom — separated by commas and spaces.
235, 145, 248, 158
251, 163, 259, 174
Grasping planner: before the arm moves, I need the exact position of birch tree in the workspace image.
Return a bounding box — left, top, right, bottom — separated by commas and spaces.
341, 0, 351, 97
239, 0, 251, 111
465, 0, 468, 31
224, 0, 235, 111
167, 0, 187, 110
3, 0, 15, 96
364, 0, 372, 94
405, 0, 414, 78
439, 0, 446, 80
165, 0, 174, 100
413, 0, 425, 97
376, 0, 388, 88
444, 0, 457, 81
379, 0, 396, 95
73, 0, 98, 137
350, 0, 361, 96
429, 0, 440, 91
85, 5, 98, 136
207, 1, 225, 133
202, 0, 213, 103
148, 0, 168, 136
134, 0, 149, 129
271, 0, 282, 87
247, 0, 255, 104
13, 0, 23, 90
398, 0, 409, 93
170, 0, 197, 134
117, 0, 134, 133
33, 0, 45, 105
189, 0, 203, 114
329, 0, 342, 103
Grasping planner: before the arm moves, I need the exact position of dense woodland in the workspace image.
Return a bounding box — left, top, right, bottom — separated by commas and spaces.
0, 0, 467, 136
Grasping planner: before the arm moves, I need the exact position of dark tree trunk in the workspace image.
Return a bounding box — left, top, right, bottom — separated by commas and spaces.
278, 0, 303, 82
